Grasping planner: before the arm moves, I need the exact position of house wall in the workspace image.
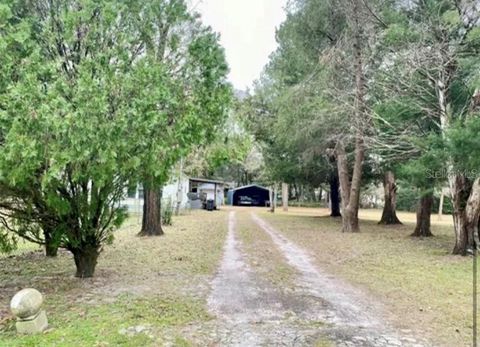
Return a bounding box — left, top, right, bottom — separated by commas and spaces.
120, 177, 224, 213
163, 176, 190, 208
120, 176, 190, 213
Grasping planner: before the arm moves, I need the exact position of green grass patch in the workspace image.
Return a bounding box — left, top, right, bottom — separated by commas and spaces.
315, 337, 335, 347
0, 294, 210, 347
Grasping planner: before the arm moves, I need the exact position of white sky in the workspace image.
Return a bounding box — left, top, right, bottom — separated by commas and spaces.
196, 0, 288, 91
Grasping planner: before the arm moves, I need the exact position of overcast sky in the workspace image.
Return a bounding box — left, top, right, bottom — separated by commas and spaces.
196, 0, 288, 91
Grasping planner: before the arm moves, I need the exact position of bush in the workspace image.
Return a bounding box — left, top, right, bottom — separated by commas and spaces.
396, 185, 419, 212
396, 184, 453, 214
162, 199, 174, 226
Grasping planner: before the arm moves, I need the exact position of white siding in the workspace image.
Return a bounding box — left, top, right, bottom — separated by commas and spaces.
120, 176, 224, 213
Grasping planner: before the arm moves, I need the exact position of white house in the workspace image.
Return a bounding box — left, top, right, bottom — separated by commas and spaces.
121, 176, 227, 213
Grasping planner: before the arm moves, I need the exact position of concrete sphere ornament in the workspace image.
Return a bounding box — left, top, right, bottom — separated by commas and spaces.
10, 288, 48, 334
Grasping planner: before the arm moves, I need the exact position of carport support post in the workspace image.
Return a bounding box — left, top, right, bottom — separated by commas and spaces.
274, 184, 277, 210
282, 183, 288, 211
214, 183, 217, 209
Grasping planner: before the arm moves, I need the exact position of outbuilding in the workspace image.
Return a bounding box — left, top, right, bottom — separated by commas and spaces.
227, 184, 270, 207
188, 177, 226, 209
121, 176, 227, 212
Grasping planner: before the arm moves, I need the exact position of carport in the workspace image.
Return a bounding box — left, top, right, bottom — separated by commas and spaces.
227, 184, 270, 206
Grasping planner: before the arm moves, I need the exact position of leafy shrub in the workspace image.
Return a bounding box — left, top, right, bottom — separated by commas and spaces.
162, 199, 174, 226
396, 183, 453, 214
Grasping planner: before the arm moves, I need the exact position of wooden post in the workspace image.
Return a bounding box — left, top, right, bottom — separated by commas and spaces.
136, 184, 141, 223
274, 184, 277, 210
175, 159, 183, 216
282, 183, 289, 211
214, 183, 217, 209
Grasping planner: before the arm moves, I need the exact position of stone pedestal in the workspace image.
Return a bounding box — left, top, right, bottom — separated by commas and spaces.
16, 310, 48, 334
10, 288, 49, 334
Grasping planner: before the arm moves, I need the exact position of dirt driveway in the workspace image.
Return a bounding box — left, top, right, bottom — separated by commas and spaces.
195, 210, 430, 347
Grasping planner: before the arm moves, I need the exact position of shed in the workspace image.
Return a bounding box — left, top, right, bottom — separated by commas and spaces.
188, 177, 225, 208
227, 184, 270, 207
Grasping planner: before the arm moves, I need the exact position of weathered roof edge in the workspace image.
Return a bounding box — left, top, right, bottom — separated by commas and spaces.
189, 177, 226, 185
229, 184, 269, 191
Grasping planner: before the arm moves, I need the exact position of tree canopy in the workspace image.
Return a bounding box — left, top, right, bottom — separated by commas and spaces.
242, 0, 480, 250
0, 0, 231, 276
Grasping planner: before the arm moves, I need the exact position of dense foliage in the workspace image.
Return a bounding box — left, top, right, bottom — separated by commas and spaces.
245, 0, 480, 249
0, 0, 231, 277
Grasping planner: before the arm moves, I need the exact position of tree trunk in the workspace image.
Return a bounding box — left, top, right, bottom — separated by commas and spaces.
336, 142, 362, 232
465, 178, 480, 253
411, 192, 433, 237
379, 171, 402, 225
329, 174, 341, 217
45, 240, 58, 257
72, 245, 100, 278
139, 186, 164, 236
435, 51, 478, 254
443, 174, 480, 257
44, 228, 58, 257
450, 174, 472, 255
282, 183, 288, 211
335, 0, 367, 233
270, 184, 276, 213
342, 206, 359, 233
450, 177, 480, 255
438, 188, 444, 220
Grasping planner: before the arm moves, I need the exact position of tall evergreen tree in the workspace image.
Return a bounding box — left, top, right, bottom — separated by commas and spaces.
0, 0, 231, 276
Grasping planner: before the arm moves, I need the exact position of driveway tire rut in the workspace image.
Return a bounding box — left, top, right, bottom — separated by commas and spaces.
199, 211, 431, 347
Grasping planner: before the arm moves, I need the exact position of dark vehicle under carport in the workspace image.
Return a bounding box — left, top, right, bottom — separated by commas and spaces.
227, 184, 270, 207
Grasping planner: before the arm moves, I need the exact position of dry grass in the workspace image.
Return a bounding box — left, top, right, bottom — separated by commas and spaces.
235, 210, 296, 288
1, 206, 471, 346
259, 207, 471, 347
0, 210, 228, 346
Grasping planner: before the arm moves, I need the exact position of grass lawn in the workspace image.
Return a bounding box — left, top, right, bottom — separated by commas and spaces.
0, 206, 473, 346
0, 210, 228, 347
260, 207, 472, 347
